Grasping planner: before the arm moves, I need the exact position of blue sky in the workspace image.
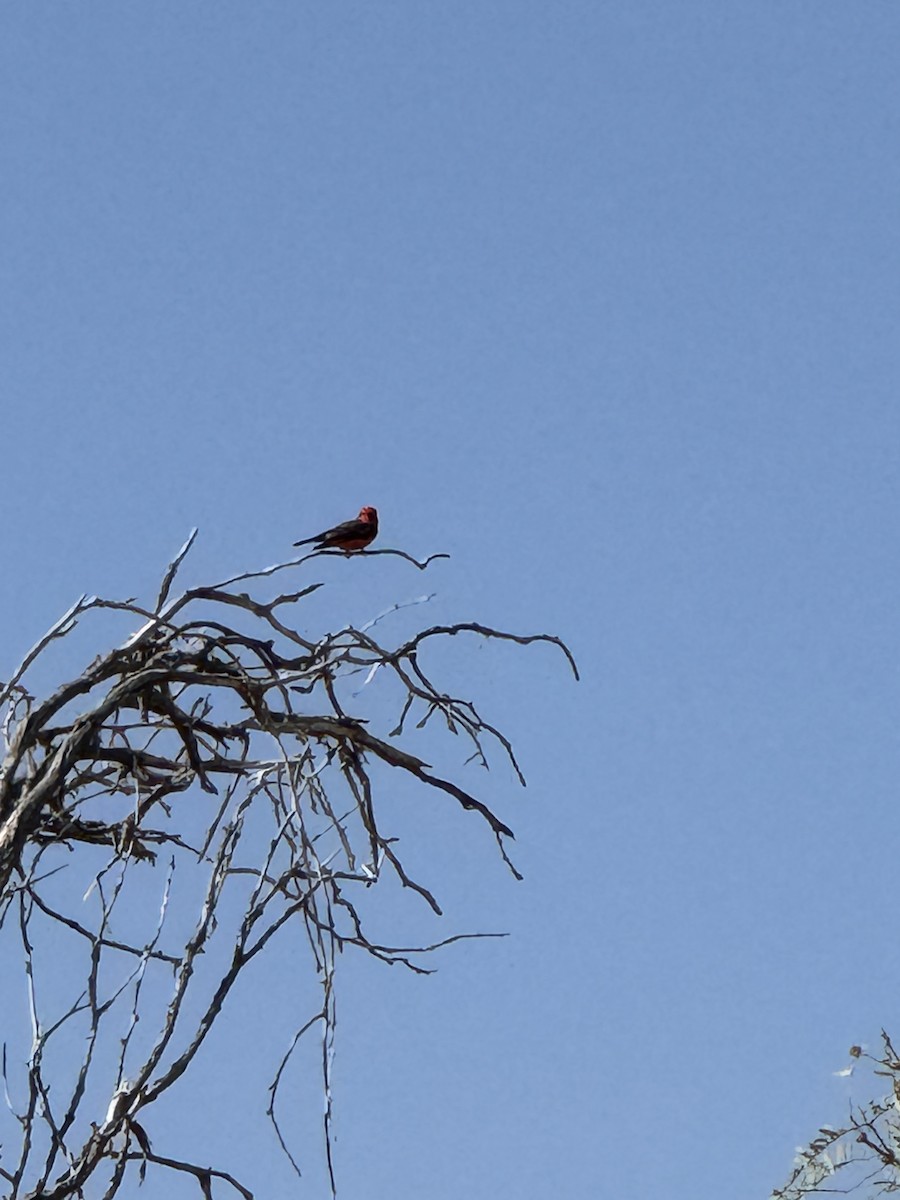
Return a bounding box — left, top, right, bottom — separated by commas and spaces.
2, 3, 900, 1196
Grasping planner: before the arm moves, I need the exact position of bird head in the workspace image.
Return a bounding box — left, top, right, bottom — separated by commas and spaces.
358, 506, 378, 524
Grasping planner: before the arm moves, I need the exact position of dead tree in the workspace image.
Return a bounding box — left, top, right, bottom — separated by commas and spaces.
0, 531, 577, 1199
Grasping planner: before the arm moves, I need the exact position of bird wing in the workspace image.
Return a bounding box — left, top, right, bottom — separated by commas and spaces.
317, 517, 373, 543
294, 516, 373, 547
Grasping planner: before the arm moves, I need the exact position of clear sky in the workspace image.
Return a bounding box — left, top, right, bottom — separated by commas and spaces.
2, 3, 899, 1197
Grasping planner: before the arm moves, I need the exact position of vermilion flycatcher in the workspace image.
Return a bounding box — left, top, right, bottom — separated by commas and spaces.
293, 506, 378, 553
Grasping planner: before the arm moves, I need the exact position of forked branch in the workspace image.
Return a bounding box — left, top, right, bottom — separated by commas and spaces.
0, 533, 576, 1199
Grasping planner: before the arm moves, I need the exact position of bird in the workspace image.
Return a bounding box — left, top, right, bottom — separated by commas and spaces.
293, 506, 378, 553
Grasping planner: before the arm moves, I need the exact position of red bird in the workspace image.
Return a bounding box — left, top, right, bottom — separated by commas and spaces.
293, 506, 378, 553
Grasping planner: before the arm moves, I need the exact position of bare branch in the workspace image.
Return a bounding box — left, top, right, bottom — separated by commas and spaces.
155, 528, 199, 613
0, 535, 576, 1199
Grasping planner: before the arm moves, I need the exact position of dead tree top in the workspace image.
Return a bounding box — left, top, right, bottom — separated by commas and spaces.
0, 531, 577, 1200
